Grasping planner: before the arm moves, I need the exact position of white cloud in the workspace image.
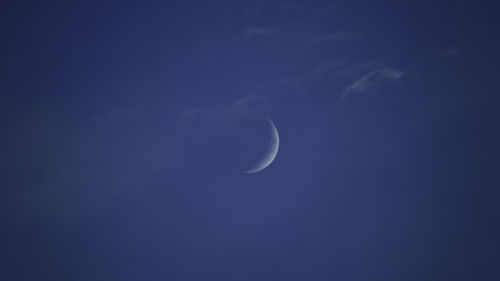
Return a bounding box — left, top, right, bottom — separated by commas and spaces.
309, 31, 361, 45
245, 28, 272, 37
180, 95, 267, 121
222, 95, 267, 117
342, 68, 404, 99
180, 107, 215, 119
380, 69, 404, 80
438, 47, 459, 57
278, 2, 302, 11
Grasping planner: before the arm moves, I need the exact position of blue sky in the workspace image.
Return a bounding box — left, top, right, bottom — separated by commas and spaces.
1, 1, 500, 280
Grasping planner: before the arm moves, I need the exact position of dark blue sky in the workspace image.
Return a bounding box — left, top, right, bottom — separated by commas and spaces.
2, 1, 500, 280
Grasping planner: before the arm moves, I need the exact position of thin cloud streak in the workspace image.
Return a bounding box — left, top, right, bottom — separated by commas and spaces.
180, 95, 268, 121
309, 31, 361, 45
342, 68, 404, 99
245, 28, 272, 37
437, 47, 459, 58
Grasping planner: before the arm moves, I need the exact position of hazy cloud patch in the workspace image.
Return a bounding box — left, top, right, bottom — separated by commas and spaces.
342, 68, 404, 99
180, 95, 268, 122
180, 107, 215, 119
222, 95, 268, 117
309, 31, 362, 45
245, 28, 272, 38
437, 47, 460, 58
278, 2, 303, 12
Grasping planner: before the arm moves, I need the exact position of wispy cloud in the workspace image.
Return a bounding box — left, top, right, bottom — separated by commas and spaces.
381, 69, 404, 80
315, 1, 344, 14
180, 95, 268, 121
278, 2, 303, 12
438, 46, 459, 58
309, 31, 361, 45
314, 60, 381, 77
245, 28, 272, 37
342, 68, 404, 99
267, 60, 383, 99
222, 95, 267, 117
180, 107, 215, 119
244, 6, 261, 17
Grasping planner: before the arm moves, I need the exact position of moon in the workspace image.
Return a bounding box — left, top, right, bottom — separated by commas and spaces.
245, 118, 279, 173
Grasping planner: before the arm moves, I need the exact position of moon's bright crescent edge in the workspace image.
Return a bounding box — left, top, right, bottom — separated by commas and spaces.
245, 118, 279, 173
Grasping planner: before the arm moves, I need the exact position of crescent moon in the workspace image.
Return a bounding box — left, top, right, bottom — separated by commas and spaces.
245, 118, 279, 173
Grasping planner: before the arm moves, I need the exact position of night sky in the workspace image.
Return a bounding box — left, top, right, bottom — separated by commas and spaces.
2, 1, 500, 280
